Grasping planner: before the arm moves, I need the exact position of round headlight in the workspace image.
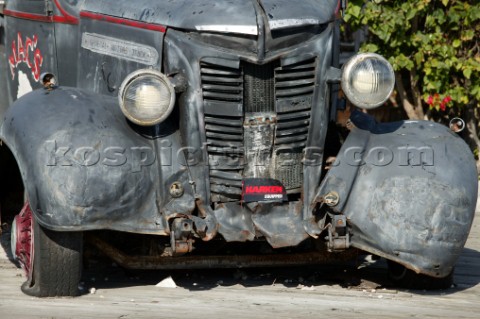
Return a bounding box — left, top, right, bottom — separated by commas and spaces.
341, 53, 395, 109
118, 69, 175, 126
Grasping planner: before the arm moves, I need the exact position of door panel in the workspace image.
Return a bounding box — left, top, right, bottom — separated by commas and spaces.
3, 0, 57, 103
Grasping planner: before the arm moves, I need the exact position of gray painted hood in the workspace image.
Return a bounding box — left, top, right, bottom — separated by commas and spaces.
82, 0, 339, 35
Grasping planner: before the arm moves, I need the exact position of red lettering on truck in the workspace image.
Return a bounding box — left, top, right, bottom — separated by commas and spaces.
8, 33, 44, 82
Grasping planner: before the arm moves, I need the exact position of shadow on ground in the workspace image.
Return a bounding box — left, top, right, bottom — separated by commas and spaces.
2, 227, 480, 297
79, 247, 480, 296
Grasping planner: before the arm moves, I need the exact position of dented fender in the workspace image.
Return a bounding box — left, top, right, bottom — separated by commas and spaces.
318, 120, 478, 277
0, 87, 195, 233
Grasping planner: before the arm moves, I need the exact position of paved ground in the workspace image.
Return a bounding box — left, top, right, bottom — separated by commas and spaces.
0, 197, 479, 319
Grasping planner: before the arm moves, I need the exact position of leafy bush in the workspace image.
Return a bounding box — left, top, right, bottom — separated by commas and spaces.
344, 0, 480, 120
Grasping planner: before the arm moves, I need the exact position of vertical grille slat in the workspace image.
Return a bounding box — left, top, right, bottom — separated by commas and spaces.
274, 58, 316, 149
275, 70, 316, 80
273, 58, 317, 190
200, 57, 318, 199
204, 116, 243, 127
201, 62, 243, 103
276, 87, 315, 98
275, 79, 315, 88
201, 61, 244, 201
275, 58, 317, 100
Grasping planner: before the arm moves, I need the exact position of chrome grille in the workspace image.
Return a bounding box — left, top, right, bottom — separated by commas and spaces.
201, 62, 244, 200
201, 58, 317, 200
275, 58, 316, 98
201, 62, 243, 103
273, 58, 316, 190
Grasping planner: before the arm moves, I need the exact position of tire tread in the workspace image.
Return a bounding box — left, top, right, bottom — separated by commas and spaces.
22, 220, 82, 297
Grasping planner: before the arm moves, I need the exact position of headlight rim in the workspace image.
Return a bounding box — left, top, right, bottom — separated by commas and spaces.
341, 52, 395, 110
118, 69, 176, 126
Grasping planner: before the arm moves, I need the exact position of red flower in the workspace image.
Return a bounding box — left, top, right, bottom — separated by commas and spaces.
427, 95, 433, 105
427, 93, 452, 111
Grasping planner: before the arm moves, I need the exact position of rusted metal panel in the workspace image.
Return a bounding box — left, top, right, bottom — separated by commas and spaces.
317, 119, 478, 277
261, 0, 339, 30
82, 0, 259, 35
0, 88, 194, 234
81, 0, 340, 35
88, 234, 359, 270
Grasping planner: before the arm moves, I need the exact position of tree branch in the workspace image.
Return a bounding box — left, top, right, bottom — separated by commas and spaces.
395, 72, 423, 120
410, 68, 425, 119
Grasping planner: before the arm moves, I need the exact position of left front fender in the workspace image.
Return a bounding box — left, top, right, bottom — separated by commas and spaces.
318, 120, 478, 277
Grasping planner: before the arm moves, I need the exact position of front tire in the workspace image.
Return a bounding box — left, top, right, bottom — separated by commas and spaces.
387, 260, 453, 290
13, 203, 83, 297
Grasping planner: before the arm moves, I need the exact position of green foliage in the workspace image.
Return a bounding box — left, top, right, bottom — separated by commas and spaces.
344, 0, 480, 112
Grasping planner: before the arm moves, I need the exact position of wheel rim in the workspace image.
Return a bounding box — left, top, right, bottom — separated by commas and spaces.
12, 202, 34, 279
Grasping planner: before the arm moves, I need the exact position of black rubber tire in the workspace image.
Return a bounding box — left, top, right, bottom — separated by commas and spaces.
21, 218, 83, 297
387, 260, 454, 290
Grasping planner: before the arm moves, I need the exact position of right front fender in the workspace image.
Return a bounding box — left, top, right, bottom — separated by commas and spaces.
0, 87, 193, 233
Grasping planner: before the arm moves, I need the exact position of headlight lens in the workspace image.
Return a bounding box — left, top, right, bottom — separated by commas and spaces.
118, 69, 175, 126
341, 53, 395, 109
